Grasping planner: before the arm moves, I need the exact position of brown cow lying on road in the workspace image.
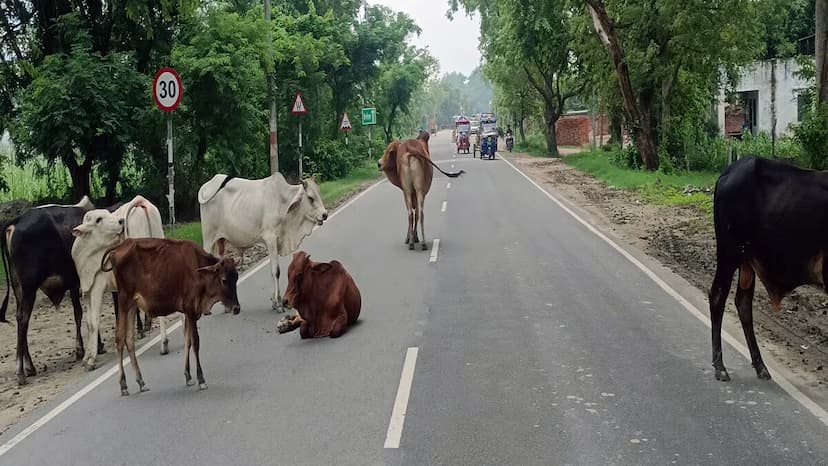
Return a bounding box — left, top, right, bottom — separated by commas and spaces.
102, 238, 240, 395
378, 131, 464, 250
277, 251, 361, 338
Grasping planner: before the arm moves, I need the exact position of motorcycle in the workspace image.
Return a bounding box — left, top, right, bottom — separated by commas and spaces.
505, 134, 514, 152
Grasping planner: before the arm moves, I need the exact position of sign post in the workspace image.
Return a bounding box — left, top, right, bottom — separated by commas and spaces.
361, 107, 376, 159
291, 92, 308, 178
340, 111, 352, 145
153, 67, 183, 234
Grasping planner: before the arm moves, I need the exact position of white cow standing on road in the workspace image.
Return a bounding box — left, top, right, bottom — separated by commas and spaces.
71, 196, 169, 370
198, 173, 328, 311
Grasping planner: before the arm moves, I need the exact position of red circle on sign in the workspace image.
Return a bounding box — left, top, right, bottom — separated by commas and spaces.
153, 67, 183, 112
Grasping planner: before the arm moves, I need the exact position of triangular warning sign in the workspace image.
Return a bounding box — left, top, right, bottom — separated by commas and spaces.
291, 93, 307, 114
340, 112, 352, 131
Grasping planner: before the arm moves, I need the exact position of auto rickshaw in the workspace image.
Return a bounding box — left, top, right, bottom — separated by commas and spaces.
455, 116, 471, 154
478, 115, 498, 159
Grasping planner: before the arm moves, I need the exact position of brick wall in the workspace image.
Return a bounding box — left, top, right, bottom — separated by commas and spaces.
554, 114, 610, 146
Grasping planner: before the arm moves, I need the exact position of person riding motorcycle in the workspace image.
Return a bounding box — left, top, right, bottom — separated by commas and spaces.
505, 126, 515, 152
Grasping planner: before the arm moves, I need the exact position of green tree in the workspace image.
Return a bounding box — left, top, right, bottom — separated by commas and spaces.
10, 20, 145, 201
376, 47, 436, 143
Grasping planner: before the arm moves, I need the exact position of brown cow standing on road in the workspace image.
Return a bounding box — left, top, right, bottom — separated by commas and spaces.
378, 131, 464, 250
277, 251, 361, 338
102, 238, 240, 395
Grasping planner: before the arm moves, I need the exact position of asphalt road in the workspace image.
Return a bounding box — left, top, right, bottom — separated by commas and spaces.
2, 131, 828, 466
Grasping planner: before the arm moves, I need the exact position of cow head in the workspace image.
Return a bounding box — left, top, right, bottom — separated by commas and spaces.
198, 257, 241, 315
72, 209, 124, 243
378, 141, 400, 172
288, 178, 328, 227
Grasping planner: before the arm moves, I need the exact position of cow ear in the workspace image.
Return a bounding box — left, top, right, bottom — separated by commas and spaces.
312, 263, 332, 274
287, 189, 303, 213
197, 263, 219, 274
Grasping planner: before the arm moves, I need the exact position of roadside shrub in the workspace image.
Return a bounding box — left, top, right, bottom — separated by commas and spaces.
795, 104, 828, 170
611, 143, 642, 169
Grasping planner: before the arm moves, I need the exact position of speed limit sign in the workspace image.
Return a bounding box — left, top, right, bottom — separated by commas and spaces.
153, 67, 182, 112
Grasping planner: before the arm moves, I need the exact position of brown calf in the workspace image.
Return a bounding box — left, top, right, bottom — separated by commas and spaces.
278, 251, 361, 338
102, 238, 240, 395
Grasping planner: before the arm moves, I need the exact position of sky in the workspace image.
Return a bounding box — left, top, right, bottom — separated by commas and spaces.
369, 0, 482, 78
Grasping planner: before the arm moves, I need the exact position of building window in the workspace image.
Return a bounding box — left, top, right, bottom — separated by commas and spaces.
798, 91, 813, 122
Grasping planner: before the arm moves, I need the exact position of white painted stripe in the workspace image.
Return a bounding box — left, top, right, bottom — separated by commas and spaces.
501, 157, 828, 427
441, 201, 447, 213
429, 239, 440, 263
447, 182, 452, 189
384, 347, 419, 448
451, 164, 455, 169
0, 177, 389, 458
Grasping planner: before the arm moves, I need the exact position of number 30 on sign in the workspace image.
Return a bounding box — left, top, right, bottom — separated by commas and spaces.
153, 67, 183, 112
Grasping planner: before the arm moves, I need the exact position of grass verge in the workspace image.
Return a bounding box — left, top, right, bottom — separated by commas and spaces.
163, 160, 382, 248
563, 150, 720, 214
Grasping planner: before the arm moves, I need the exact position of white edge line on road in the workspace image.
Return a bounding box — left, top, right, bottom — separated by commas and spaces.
447, 182, 451, 189
429, 239, 440, 263
384, 347, 419, 449
441, 201, 447, 213
0, 177, 389, 458
501, 157, 828, 428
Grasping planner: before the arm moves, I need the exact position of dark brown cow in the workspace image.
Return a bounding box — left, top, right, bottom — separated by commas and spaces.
709, 156, 828, 382
101, 238, 240, 395
277, 251, 361, 338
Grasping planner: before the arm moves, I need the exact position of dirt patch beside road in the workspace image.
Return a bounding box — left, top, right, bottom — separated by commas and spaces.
509, 154, 828, 394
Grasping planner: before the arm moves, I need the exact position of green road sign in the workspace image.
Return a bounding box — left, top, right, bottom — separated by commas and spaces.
361, 107, 376, 126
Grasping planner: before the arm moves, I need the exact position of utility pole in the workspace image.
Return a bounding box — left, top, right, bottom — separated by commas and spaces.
265, 0, 279, 174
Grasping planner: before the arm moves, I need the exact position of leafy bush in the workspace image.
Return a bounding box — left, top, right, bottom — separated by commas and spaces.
795, 104, 828, 170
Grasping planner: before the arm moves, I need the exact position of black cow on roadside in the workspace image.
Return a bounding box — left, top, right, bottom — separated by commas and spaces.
0, 198, 148, 386
709, 156, 827, 382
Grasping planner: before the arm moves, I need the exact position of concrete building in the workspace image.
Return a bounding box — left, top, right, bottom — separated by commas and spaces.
717, 57, 814, 138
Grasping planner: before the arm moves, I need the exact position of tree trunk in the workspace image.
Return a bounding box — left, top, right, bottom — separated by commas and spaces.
384, 105, 398, 143
585, 0, 659, 170
67, 158, 93, 202
544, 101, 560, 157
518, 116, 526, 144
817, 0, 828, 105
610, 109, 622, 145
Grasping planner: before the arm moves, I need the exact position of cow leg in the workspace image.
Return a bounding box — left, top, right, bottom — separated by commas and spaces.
16, 289, 36, 385
329, 308, 349, 338
184, 316, 194, 386
136, 309, 145, 339
83, 283, 105, 371
266, 241, 285, 312
735, 265, 770, 380
403, 191, 416, 250
417, 193, 428, 251
277, 313, 303, 334
192, 320, 207, 390
709, 259, 736, 382
70, 288, 85, 361
116, 293, 130, 396
159, 316, 169, 355
125, 306, 148, 393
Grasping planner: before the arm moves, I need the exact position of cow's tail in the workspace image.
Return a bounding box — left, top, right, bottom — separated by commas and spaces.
197, 175, 235, 205
0, 222, 12, 323
101, 244, 119, 273
413, 152, 465, 178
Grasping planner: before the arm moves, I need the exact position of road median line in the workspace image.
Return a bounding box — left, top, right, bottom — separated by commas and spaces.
384, 347, 419, 449
429, 239, 440, 263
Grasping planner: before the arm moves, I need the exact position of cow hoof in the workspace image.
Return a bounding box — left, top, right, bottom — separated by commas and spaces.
97, 347, 107, 355
421, 243, 428, 251
186, 379, 194, 386
714, 369, 731, 382
408, 242, 415, 250
199, 383, 208, 391
139, 384, 150, 393
756, 364, 772, 380
17, 376, 28, 386
272, 302, 286, 313
83, 361, 96, 372
160, 342, 169, 356
121, 388, 129, 396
